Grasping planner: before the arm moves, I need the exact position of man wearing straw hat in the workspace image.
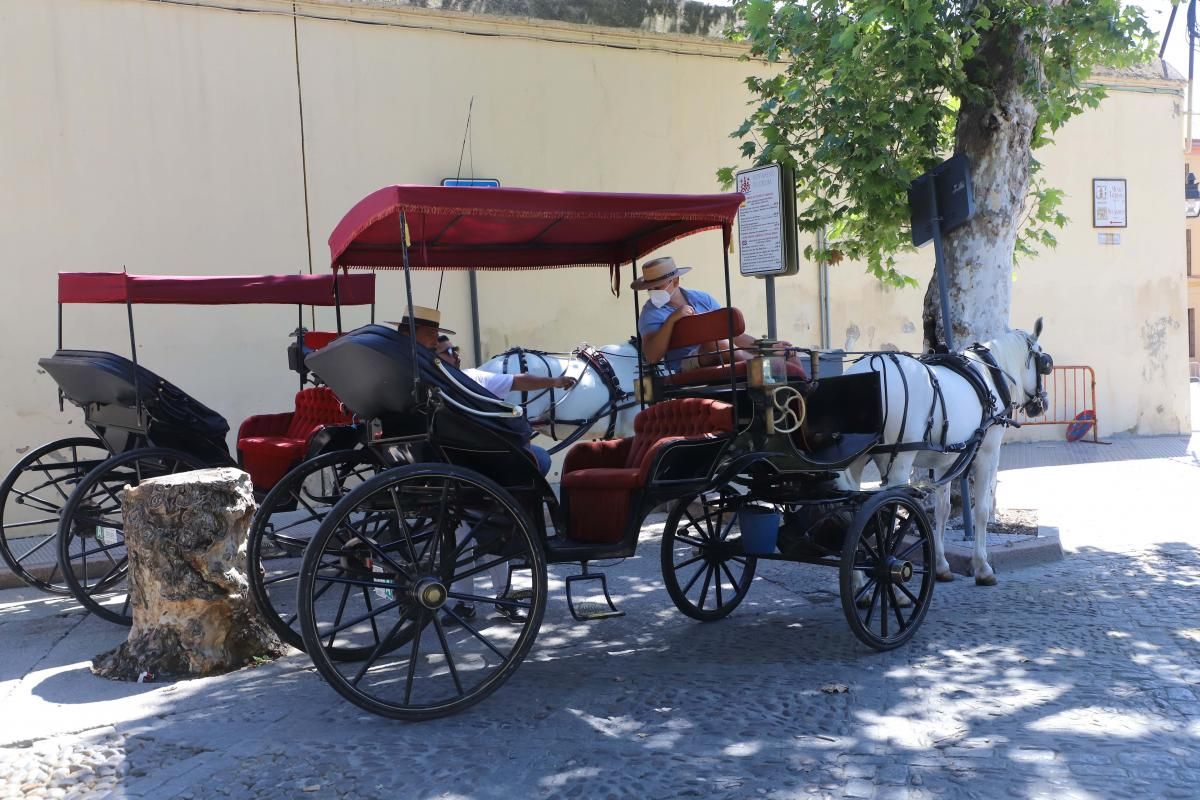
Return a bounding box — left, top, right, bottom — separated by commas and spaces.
633, 256, 758, 372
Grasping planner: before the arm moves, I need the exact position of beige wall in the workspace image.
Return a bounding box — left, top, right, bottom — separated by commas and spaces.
0, 0, 1191, 466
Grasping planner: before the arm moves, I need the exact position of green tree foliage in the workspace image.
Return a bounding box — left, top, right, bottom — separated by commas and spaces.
719, 0, 1155, 285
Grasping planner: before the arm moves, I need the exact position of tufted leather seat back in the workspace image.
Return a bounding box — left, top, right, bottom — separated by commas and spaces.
625, 397, 734, 469
286, 387, 350, 439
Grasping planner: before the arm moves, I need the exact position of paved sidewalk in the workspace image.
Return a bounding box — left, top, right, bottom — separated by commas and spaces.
0, 435, 1198, 799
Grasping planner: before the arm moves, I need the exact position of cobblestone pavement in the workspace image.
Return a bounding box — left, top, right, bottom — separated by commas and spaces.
1, 436, 1198, 800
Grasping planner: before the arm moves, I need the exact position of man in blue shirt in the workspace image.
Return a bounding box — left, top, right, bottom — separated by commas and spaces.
634, 256, 758, 371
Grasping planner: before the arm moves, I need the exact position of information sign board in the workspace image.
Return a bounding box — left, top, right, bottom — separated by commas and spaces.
736, 164, 799, 277
1092, 178, 1126, 228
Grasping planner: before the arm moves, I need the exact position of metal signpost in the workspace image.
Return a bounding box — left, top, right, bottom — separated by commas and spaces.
735, 164, 799, 339
908, 153, 977, 543
441, 178, 500, 366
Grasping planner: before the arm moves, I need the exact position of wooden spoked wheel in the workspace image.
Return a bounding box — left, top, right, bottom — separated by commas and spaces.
660, 487, 757, 622
297, 464, 547, 720
56, 448, 207, 625
0, 437, 110, 593
248, 449, 381, 658
839, 489, 935, 651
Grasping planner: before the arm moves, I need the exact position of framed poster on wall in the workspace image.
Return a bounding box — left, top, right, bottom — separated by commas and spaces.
1093, 178, 1127, 228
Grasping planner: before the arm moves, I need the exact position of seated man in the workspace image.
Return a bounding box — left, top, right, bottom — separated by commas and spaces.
634, 256, 809, 377
633, 256, 759, 371
435, 335, 575, 475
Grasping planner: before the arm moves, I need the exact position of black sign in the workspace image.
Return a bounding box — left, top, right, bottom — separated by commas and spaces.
908, 154, 975, 247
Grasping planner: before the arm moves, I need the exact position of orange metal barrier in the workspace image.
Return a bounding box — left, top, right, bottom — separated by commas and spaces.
1013, 365, 1104, 443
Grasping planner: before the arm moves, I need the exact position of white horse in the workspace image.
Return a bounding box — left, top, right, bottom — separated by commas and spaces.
840, 319, 1052, 586
478, 342, 640, 450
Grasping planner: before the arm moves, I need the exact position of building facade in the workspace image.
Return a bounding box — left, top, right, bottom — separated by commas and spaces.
0, 0, 1192, 470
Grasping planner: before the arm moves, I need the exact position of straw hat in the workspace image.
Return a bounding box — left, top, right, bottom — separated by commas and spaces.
630, 256, 692, 290
387, 305, 456, 335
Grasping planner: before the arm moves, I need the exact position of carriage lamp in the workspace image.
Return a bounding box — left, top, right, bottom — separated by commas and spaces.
1186, 172, 1200, 218
748, 340, 787, 388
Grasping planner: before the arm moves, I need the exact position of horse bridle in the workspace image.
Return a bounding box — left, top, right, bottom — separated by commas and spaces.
968, 337, 1052, 419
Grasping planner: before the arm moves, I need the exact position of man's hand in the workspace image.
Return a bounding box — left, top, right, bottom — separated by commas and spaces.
668, 304, 695, 322
552, 376, 577, 389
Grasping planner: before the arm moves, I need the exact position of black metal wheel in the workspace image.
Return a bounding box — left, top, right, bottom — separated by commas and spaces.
56, 448, 207, 625
0, 437, 110, 593
660, 487, 757, 622
298, 464, 547, 720
248, 449, 381, 657
839, 489, 935, 651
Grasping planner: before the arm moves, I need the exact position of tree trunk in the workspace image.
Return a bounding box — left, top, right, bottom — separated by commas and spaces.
92, 468, 284, 681
923, 16, 1041, 351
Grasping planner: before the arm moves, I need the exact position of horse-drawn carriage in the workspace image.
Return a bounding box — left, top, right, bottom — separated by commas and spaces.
0, 271, 376, 624
275, 185, 1049, 721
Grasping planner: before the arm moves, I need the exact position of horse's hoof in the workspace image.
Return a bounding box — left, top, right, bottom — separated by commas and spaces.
974, 573, 998, 587
936, 570, 955, 582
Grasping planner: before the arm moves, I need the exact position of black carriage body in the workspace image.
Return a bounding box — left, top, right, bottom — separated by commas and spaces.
39, 349, 232, 466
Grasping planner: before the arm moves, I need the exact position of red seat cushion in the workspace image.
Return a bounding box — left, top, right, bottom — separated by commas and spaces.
238, 437, 307, 492
561, 398, 733, 543
561, 467, 642, 490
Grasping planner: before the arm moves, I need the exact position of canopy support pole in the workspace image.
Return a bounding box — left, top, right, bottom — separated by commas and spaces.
469, 271, 482, 367
723, 245, 737, 432
333, 273, 344, 334
126, 299, 143, 425
57, 304, 64, 411
630, 260, 644, 410
399, 212, 420, 403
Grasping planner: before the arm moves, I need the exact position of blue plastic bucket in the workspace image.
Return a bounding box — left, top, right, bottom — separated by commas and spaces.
738, 505, 780, 555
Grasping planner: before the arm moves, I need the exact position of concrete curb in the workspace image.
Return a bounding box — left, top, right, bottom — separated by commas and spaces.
943, 525, 1064, 579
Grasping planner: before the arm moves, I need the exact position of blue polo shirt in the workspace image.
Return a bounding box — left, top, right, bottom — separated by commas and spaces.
637, 288, 722, 372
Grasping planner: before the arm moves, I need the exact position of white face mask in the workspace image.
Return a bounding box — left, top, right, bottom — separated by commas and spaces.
648, 288, 673, 308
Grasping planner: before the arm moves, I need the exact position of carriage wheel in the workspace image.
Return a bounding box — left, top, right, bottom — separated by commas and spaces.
248, 449, 381, 658
660, 488, 757, 622
56, 448, 207, 625
298, 464, 547, 720
0, 437, 109, 594
839, 490, 935, 651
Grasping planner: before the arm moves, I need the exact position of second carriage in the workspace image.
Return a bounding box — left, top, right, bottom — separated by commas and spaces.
283, 185, 940, 720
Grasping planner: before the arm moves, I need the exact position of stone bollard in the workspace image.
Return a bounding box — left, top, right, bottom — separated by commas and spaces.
92, 467, 285, 681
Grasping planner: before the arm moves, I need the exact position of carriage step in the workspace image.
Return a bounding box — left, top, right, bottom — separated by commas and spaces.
565, 568, 625, 621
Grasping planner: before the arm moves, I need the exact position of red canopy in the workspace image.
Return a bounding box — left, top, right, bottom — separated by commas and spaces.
328, 185, 745, 272
58, 272, 375, 306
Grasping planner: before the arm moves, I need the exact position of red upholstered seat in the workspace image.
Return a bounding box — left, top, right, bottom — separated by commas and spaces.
561, 398, 733, 543
237, 386, 351, 491
303, 331, 340, 351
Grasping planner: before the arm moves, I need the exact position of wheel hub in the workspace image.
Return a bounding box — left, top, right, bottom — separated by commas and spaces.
887, 558, 913, 584
412, 577, 448, 610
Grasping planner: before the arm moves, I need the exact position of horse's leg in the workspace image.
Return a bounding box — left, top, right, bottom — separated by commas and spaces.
969, 436, 1003, 586
931, 483, 954, 581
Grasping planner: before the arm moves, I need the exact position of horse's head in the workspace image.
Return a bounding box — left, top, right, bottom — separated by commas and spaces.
993, 317, 1053, 418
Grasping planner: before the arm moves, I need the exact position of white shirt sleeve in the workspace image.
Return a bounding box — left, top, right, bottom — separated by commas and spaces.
463, 368, 515, 399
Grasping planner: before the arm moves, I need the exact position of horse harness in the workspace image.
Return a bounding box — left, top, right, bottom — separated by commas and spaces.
867, 346, 1018, 486
498, 345, 635, 453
